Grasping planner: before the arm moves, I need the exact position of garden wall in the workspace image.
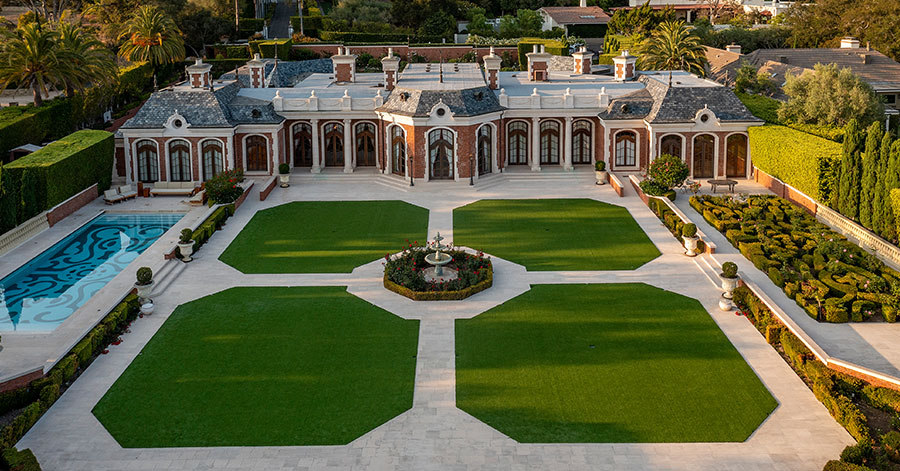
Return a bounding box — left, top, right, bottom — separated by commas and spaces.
288, 44, 519, 63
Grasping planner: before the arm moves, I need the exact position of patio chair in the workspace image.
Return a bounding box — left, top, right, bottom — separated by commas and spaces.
104, 189, 124, 204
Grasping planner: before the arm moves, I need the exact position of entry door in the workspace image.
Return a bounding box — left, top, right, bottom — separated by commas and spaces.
293, 125, 312, 167
429, 130, 453, 180
726, 135, 748, 177
693, 135, 715, 178
356, 124, 376, 167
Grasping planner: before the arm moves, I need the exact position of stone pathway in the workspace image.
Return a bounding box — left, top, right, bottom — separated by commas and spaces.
16, 176, 853, 470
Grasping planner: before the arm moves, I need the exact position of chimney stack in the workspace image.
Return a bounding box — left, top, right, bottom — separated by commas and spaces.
332, 46, 357, 83
187, 58, 212, 89
612, 50, 637, 81
526, 44, 552, 82
840, 37, 860, 49
580, 0, 587, 7
482, 46, 503, 89
381, 47, 401, 91
247, 54, 266, 88
725, 43, 742, 54
572, 46, 593, 74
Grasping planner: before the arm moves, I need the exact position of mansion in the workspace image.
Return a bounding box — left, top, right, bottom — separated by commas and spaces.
118, 46, 762, 185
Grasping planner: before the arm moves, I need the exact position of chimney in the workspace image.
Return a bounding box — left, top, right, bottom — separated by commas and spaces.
612, 50, 637, 81
572, 46, 594, 74
580, 0, 587, 6
482, 46, 502, 89
526, 44, 552, 82
186, 58, 212, 89
860, 53, 871, 64
725, 44, 742, 54
332, 46, 357, 83
381, 47, 401, 91
247, 53, 266, 88
840, 37, 860, 49
777, 55, 788, 64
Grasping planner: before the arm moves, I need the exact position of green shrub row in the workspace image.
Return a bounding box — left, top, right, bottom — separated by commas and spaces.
0, 99, 75, 158
383, 268, 493, 301
1, 130, 114, 235
692, 195, 899, 323
201, 59, 251, 79
290, 15, 324, 38
318, 31, 443, 44
645, 196, 705, 254
173, 204, 235, 259
250, 38, 292, 59
239, 17, 265, 32
516, 38, 568, 70
0, 293, 139, 468
1, 447, 41, 471
748, 124, 842, 201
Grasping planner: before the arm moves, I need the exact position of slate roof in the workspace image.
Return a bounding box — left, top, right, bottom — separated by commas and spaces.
599, 74, 761, 123
220, 58, 333, 88
539, 6, 610, 25
376, 86, 503, 117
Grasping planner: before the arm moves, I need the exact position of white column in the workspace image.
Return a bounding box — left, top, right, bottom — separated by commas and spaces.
271, 131, 279, 175
343, 118, 353, 173
311, 119, 321, 173
123, 137, 133, 184
563, 117, 573, 170
531, 117, 541, 172
227, 136, 235, 170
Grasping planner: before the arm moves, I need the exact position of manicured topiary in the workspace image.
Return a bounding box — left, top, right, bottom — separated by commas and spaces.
179, 228, 194, 244
136, 267, 153, 286
595, 161, 605, 171
840, 442, 874, 466
278, 163, 290, 174
647, 153, 689, 190
722, 261, 738, 279
681, 223, 697, 238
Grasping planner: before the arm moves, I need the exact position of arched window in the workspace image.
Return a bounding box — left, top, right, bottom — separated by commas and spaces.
572, 120, 592, 164
540, 120, 560, 165
726, 134, 748, 177
245, 136, 268, 172
507, 121, 528, 165
293, 123, 312, 167
660, 134, 683, 159
355, 122, 376, 167
324, 123, 344, 167
693, 134, 715, 178
391, 125, 406, 175
168, 140, 191, 182
429, 128, 453, 180
477, 125, 492, 176
135, 140, 159, 183
615, 131, 636, 167
202, 140, 224, 181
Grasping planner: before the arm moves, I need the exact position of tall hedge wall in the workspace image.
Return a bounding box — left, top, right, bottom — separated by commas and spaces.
0, 99, 76, 158
749, 124, 842, 201
517, 38, 568, 70
1, 130, 113, 232
249, 38, 292, 59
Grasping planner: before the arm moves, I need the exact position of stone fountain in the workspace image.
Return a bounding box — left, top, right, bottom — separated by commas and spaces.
423, 233, 458, 282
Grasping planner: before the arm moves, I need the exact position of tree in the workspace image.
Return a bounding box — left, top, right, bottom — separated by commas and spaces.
836, 119, 863, 218
0, 23, 65, 106
699, 0, 739, 25
860, 121, 883, 229
498, 14, 518, 37
634, 21, 707, 76
331, 0, 391, 27
872, 131, 893, 237
784, 0, 900, 62
515, 9, 541, 36
467, 9, 494, 37
118, 5, 185, 69
734, 62, 775, 95
778, 63, 885, 128
608, 2, 674, 36
420, 9, 456, 39
884, 140, 900, 241
56, 21, 117, 97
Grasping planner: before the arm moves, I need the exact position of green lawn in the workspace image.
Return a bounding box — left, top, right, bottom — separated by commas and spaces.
220, 201, 429, 273
456, 283, 777, 443
453, 199, 659, 271
93, 287, 419, 447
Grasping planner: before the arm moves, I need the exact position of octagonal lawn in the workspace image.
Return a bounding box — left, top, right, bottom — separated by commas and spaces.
93, 287, 419, 447
453, 199, 659, 271
456, 283, 777, 443
220, 201, 429, 273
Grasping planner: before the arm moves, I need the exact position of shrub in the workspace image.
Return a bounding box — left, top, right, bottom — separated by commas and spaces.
595, 161, 605, 171
648, 153, 689, 190
38, 383, 59, 408
0, 402, 42, 449
516, 38, 568, 70
749, 125, 842, 201
0, 448, 41, 471
279, 163, 290, 174
860, 385, 900, 413
205, 169, 245, 204
883, 431, 900, 461
179, 228, 193, 244
136, 267, 152, 286
822, 460, 875, 471
840, 442, 874, 465
639, 179, 668, 196
0, 99, 75, 157
780, 329, 811, 366
722, 261, 738, 278
384, 244, 492, 295
682, 223, 697, 238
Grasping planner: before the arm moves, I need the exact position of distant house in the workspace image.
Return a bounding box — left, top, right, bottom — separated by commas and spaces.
538, 0, 610, 37
705, 38, 900, 123
613, 0, 791, 23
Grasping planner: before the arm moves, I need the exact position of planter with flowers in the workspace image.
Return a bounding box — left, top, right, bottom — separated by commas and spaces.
383, 241, 493, 301
278, 163, 291, 188
205, 169, 245, 205
594, 161, 608, 185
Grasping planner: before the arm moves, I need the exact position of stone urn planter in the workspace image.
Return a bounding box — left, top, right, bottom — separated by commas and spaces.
720, 261, 740, 299
278, 163, 290, 188
594, 161, 608, 185
134, 266, 154, 303
681, 223, 699, 257
718, 293, 733, 311
141, 302, 155, 316
177, 228, 194, 262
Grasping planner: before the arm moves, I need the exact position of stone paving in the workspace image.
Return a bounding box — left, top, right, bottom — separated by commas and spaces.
16, 175, 854, 470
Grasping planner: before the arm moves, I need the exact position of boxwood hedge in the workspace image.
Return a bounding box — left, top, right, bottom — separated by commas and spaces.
749, 125, 842, 201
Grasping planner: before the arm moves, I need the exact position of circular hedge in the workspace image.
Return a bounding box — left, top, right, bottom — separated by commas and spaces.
383, 244, 493, 301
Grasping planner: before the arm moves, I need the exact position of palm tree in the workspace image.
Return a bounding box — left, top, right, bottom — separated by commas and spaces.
118, 5, 185, 68
57, 21, 117, 96
0, 23, 65, 106
635, 20, 708, 77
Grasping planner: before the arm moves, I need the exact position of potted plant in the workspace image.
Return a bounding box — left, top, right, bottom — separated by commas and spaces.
178, 228, 195, 262
682, 223, 699, 257
278, 163, 290, 188
594, 160, 607, 185
720, 261, 740, 298
134, 267, 153, 303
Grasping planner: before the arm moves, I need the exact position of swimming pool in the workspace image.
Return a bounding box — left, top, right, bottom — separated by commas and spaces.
0, 213, 183, 332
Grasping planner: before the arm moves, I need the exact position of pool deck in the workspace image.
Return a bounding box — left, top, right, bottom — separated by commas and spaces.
12, 173, 863, 470
0, 195, 208, 387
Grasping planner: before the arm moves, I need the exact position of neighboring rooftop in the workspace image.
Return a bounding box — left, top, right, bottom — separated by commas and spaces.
539, 6, 611, 25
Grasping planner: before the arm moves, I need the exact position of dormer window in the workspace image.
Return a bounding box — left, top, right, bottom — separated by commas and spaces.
700, 114, 709, 123
172, 119, 183, 128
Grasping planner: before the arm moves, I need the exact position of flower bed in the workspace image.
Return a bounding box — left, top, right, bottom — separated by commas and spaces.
383, 243, 493, 301
691, 194, 899, 323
